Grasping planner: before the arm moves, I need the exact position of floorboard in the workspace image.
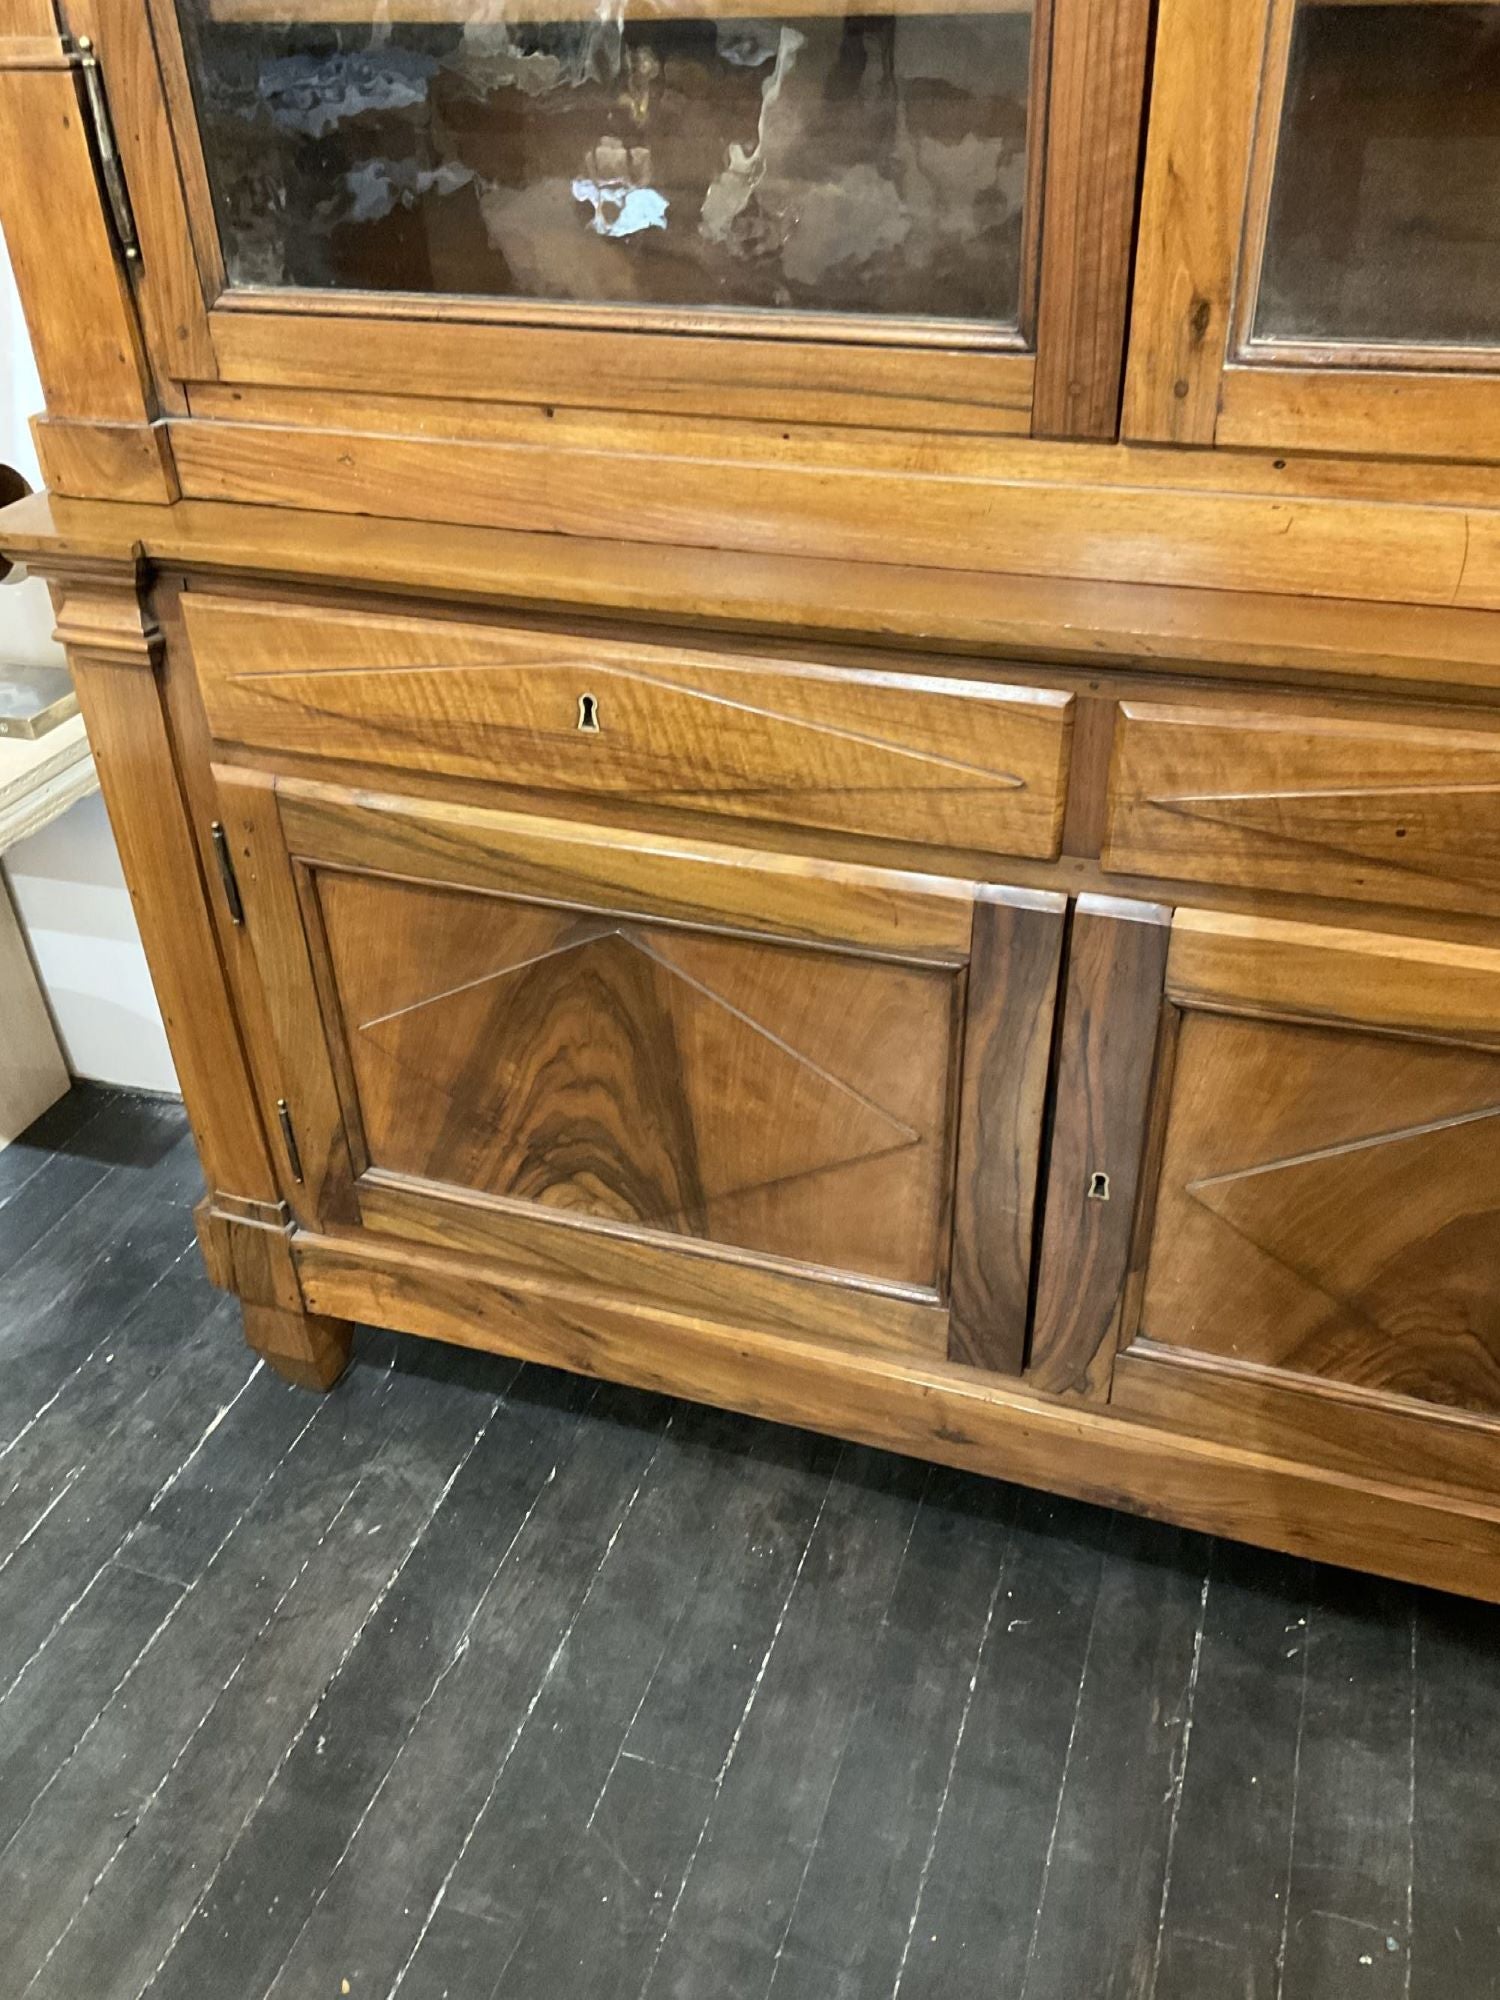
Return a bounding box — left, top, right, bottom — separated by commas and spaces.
1, 1084, 1498, 2000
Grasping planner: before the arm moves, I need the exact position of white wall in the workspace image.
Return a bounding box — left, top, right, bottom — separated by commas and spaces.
1, 229, 177, 1093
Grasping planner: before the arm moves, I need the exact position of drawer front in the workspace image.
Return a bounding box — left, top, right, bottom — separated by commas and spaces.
184, 594, 1073, 860
1103, 699, 1500, 915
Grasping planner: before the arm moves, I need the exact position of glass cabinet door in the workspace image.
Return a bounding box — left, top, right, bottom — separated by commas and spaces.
62, 0, 1153, 442
1126, 0, 1500, 462
1252, 2, 1500, 357
173, 0, 1037, 333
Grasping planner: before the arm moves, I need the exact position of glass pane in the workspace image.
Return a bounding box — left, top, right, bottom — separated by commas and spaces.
1255, 2, 1500, 349
173, 1, 1035, 328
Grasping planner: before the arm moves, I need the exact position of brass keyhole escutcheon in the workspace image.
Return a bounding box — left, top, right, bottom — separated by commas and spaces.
577, 692, 601, 733
1087, 1170, 1111, 1202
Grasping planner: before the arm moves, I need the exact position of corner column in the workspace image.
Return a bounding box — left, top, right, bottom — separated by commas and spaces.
40, 554, 351, 1388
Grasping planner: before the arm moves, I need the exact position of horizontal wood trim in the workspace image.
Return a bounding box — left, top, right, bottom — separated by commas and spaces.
167, 419, 1500, 612
1103, 698, 1500, 918
1218, 365, 1500, 465
1113, 1343, 1500, 1506
1166, 908, 1500, 1044
10, 494, 1500, 698
208, 309, 1036, 438
184, 593, 1074, 862
31, 418, 179, 504
269, 775, 985, 961
358, 1176, 948, 1362
168, 391, 1500, 512
293, 1229, 1500, 1602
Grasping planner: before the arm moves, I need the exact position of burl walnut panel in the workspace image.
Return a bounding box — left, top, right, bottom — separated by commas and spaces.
1137, 1003, 1500, 1413
185, 594, 1074, 860
315, 869, 957, 1290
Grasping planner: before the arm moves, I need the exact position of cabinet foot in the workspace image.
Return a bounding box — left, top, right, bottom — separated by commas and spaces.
242, 1302, 353, 1392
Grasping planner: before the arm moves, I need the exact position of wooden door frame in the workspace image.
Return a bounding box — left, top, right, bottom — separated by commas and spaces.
214, 766, 1067, 1370
1123, 0, 1500, 464
46, 0, 1152, 443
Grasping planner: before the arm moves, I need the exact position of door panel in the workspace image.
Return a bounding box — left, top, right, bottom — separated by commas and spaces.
50, 0, 1150, 443
1126, 0, 1500, 461
316, 869, 954, 1288
220, 770, 1065, 1366
1124, 910, 1500, 1417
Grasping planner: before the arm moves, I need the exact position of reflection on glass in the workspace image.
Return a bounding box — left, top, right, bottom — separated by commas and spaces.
1255, 1, 1500, 349
173, 1, 1034, 326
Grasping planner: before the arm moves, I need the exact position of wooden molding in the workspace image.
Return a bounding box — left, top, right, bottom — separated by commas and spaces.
295, 1227, 1500, 1603
1121, 0, 1266, 444
0, 45, 155, 425
54, 566, 282, 1204
1032, 0, 1153, 440
1029, 895, 1172, 1397
33, 417, 179, 505
195, 1191, 304, 1314
6, 491, 1500, 699
42, 562, 163, 674
164, 417, 1500, 613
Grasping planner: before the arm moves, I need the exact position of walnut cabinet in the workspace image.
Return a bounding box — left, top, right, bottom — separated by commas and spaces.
6, 0, 1500, 1600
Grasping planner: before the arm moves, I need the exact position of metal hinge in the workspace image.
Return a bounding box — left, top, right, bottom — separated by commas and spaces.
65, 35, 141, 268
210, 821, 244, 925
276, 1100, 305, 1185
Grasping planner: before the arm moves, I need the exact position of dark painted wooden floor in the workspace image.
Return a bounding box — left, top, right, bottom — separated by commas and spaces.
3, 1086, 1499, 2000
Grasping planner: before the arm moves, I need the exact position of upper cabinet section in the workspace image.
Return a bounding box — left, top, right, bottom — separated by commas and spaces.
1127, 0, 1500, 463
1, 0, 1151, 443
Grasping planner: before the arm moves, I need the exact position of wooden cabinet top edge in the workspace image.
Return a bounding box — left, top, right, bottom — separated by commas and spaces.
4, 489, 1500, 699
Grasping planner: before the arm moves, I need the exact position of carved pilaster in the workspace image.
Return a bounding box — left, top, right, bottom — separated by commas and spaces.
40, 557, 283, 1209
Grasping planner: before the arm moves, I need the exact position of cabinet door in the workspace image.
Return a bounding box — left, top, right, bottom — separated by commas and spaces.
1126, 0, 1500, 463
1122, 910, 1500, 1414
215, 771, 1064, 1370
56, 0, 1149, 441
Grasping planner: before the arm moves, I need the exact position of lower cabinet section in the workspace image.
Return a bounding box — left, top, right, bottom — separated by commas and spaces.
205, 766, 1500, 1598
217, 771, 1065, 1375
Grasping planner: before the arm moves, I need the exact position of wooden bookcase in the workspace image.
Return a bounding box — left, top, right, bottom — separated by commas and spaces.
5, 0, 1500, 1598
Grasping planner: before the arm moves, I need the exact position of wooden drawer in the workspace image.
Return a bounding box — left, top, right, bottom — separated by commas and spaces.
1102, 697, 1500, 915
182, 594, 1073, 860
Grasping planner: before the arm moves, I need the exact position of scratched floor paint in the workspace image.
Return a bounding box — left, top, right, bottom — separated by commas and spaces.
2, 1084, 1498, 2000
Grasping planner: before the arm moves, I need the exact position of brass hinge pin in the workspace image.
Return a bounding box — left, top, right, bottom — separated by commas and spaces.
70, 36, 141, 266
210, 821, 245, 925
276, 1100, 304, 1184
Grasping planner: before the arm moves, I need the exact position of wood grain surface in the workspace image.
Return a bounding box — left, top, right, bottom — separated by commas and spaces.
316, 867, 958, 1289
184, 593, 1075, 861
1029, 896, 1171, 1397
1105, 698, 1500, 916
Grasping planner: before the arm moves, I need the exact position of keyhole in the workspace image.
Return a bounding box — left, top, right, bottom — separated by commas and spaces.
577, 692, 601, 733
1087, 1170, 1111, 1202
